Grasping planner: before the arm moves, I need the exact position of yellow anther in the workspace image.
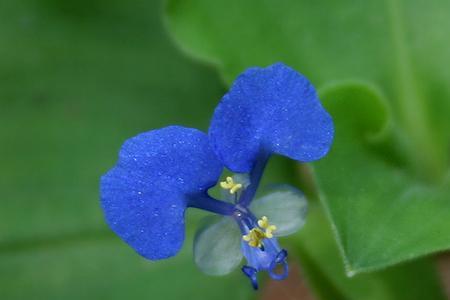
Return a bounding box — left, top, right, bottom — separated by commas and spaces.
258, 216, 277, 238
220, 177, 233, 189
243, 228, 266, 248
265, 225, 277, 239
243, 216, 277, 248
257, 216, 269, 228
220, 176, 243, 194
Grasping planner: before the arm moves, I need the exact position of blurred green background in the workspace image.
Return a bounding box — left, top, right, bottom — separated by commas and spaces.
1, 0, 449, 299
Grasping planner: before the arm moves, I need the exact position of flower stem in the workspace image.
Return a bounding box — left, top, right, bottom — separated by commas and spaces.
239, 151, 270, 207
188, 193, 235, 215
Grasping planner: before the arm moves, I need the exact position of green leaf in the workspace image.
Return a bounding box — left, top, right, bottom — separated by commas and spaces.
315, 82, 450, 274
294, 204, 446, 300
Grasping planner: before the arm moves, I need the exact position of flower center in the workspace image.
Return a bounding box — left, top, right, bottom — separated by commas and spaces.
242, 216, 277, 248
218, 173, 289, 290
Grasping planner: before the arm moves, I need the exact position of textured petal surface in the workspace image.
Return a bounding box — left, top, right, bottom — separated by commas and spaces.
250, 185, 308, 237
101, 126, 223, 260
194, 216, 243, 275
209, 63, 334, 172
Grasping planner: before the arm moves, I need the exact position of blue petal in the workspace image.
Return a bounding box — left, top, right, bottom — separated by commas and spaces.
101, 126, 223, 260
209, 63, 334, 172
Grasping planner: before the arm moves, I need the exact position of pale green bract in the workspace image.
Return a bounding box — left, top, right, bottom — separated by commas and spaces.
250, 186, 308, 237
194, 216, 243, 275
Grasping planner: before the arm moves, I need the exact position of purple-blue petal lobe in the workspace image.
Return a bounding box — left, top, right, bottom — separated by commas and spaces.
209, 63, 334, 172
101, 126, 223, 260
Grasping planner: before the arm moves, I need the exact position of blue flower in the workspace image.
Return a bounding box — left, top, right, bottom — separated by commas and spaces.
100, 63, 334, 289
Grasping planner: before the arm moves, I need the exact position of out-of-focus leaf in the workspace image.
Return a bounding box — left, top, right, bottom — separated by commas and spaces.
0, 233, 253, 300
0, 0, 224, 242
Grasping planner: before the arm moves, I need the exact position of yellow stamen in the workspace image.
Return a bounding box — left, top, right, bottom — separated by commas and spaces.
242, 216, 277, 248
243, 228, 265, 248
257, 216, 269, 228
230, 183, 242, 194
265, 225, 277, 238
220, 176, 243, 194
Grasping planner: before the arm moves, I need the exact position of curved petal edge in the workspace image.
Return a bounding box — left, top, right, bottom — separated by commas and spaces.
209, 62, 334, 172
101, 126, 223, 260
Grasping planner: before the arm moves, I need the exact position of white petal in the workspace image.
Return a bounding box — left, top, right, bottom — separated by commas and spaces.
194, 216, 243, 275
250, 185, 308, 237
